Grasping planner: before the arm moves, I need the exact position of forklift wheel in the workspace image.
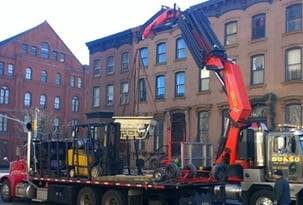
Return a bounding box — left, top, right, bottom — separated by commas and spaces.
91, 165, 103, 178
166, 163, 179, 179
69, 169, 75, 177
211, 164, 227, 181
153, 168, 166, 182
183, 164, 197, 178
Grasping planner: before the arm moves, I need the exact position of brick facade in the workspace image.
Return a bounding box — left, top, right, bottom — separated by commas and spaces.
0, 21, 85, 162
87, 0, 303, 166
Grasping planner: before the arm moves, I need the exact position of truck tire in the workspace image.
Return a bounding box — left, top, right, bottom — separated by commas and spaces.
250, 189, 273, 205
101, 189, 126, 205
0, 179, 12, 202
77, 187, 99, 205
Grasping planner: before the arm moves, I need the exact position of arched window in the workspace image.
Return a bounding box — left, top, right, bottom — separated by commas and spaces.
54, 97, 60, 110
55, 73, 61, 85
24, 92, 31, 107
0, 86, 9, 104
41, 70, 47, 83
53, 117, 59, 131
25, 67, 32, 80
72, 96, 79, 112
40, 94, 46, 109
41, 42, 49, 59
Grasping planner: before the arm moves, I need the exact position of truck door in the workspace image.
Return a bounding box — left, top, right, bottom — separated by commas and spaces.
267, 134, 302, 180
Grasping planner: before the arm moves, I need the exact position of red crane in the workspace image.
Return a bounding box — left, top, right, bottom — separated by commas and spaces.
142, 6, 252, 181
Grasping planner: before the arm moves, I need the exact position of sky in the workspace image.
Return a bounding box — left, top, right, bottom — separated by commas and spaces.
0, 0, 205, 65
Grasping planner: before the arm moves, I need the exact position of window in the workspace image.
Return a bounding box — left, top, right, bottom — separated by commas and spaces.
197, 111, 209, 142
55, 73, 61, 85
7, 64, 14, 77
71, 119, 78, 127
286, 48, 301, 81
107, 56, 115, 75
251, 104, 267, 122
225, 21, 237, 46
77, 78, 82, 88
156, 75, 165, 99
0, 140, 8, 160
252, 14, 266, 40
54, 97, 60, 110
286, 3, 302, 33
138, 78, 146, 102
221, 109, 229, 135
60, 52, 65, 62
70, 76, 75, 87
93, 87, 100, 107
176, 38, 186, 59
0, 114, 8, 132
140, 47, 148, 67
72, 96, 79, 112
121, 52, 129, 71
41, 70, 47, 83
175, 71, 185, 97
251, 54, 265, 85
106, 85, 114, 106
24, 92, 31, 107
22, 43, 28, 54
41, 42, 49, 59
93, 59, 101, 77
25, 67, 32, 80
120, 82, 128, 104
153, 119, 164, 151
156, 43, 166, 64
199, 68, 210, 91
40, 94, 46, 109
0, 86, 9, 104
31, 46, 37, 56
0, 62, 3, 76
52, 51, 58, 61
285, 104, 301, 125
53, 117, 59, 131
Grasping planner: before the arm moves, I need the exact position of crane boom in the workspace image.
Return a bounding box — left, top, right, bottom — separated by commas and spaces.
142, 6, 252, 172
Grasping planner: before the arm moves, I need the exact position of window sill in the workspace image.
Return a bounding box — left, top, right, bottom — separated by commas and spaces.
249, 84, 266, 89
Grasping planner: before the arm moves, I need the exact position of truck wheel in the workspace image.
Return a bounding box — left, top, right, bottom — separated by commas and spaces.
77, 187, 99, 205
101, 189, 126, 205
250, 189, 273, 205
1, 179, 12, 202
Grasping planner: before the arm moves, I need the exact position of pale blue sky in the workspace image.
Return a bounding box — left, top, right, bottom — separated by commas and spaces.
0, 0, 205, 65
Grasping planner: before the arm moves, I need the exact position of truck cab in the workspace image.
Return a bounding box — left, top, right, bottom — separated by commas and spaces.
265, 126, 303, 183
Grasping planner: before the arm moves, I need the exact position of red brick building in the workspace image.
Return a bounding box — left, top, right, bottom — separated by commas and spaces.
0, 21, 86, 163
86, 0, 303, 165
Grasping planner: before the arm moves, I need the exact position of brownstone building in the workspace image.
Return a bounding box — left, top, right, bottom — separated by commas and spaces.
0, 21, 86, 164
87, 0, 303, 166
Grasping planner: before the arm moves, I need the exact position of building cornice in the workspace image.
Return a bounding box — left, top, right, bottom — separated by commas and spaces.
192, 0, 274, 17
86, 29, 133, 54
